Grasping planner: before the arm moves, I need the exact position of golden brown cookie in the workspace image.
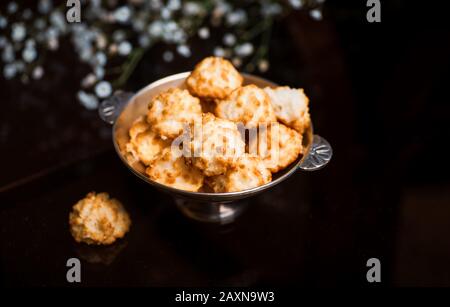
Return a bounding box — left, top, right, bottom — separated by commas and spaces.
215, 85, 277, 128
248, 122, 303, 173
207, 154, 272, 192
69, 192, 131, 245
147, 88, 202, 139
186, 57, 243, 99
146, 147, 204, 192
188, 113, 245, 177
263, 86, 311, 134
125, 116, 169, 165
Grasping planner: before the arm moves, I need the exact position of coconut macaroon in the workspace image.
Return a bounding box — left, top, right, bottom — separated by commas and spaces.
187, 113, 245, 177
263, 86, 311, 134
186, 56, 243, 99
125, 116, 169, 165
248, 122, 303, 173
147, 88, 202, 139
132, 130, 170, 165
129, 115, 149, 140
207, 154, 272, 193
69, 192, 131, 245
215, 85, 277, 128
146, 147, 204, 192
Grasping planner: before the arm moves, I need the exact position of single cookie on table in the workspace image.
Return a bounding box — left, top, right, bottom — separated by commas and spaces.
186, 56, 243, 100
125, 116, 169, 165
248, 122, 303, 173
69, 192, 131, 245
215, 85, 277, 128
207, 154, 272, 193
187, 113, 245, 177
263, 86, 311, 134
146, 147, 204, 192
147, 88, 202, 139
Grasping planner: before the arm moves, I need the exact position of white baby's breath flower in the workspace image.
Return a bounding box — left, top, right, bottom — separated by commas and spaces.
11, 23, 26, 42
50, 11, 67, 32
234, 43, 254, 57
22, 46, 37, 63
226, 10, 247, 26
167, 0, 181, 11
95, 52, 107, 66
198, 27, 210, 39
289, 0, 303, 9
95, 66, 105, 79
47, 37, 59, 50
118, 41, 132, 56
310, 9, 323, 20
212, 1, 231, 20
81, 73, 97, 88
177, 44, 191, 57
7, 2, 19, 14
183, 2, 204, 16
80, 47, 93, 62
139, 35, 151, 47
0, 36, 7, 48
150, 0, 163, 10
160, 21, 186, 43
0, 16, 8, 29
213, 47, 226, 57
2, 44, 14, 63
95, 81, 112, 98
162, 50, 173, 62
96, 34, 107, 49
46, 27, 59, 50
32, 66, 44, 80
46, 27, 58, 39
148, 20, 164, 37
164, 21, 178, 33
78, 90, 99, 110
38, 0, 52, 14
0, 0, 318, 103
109, 43, 118, 55
258, 59, 269, 72
3, 64, 17, 80
169, 29, 186, 43
114, 6, 132, 23
161, 8, 171, 20
223, 33, 236, 46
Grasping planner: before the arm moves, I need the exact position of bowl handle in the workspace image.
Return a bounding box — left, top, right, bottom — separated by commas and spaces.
98, 91, 134, 125
298, 135, 333, 171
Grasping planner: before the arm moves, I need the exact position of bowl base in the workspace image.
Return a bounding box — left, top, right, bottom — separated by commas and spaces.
175, 198, 248, 224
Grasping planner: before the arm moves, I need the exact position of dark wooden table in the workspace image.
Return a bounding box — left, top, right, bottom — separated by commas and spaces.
1, 1, 450, 287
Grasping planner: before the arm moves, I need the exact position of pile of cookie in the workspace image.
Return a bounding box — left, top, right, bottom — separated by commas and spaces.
125, 57, 310, 192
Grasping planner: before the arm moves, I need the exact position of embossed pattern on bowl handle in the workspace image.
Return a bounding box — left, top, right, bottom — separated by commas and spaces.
298, 135, 333, 171
98, 91, 134, 125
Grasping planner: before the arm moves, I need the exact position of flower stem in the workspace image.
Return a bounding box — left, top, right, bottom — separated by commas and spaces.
112, 47, 146, 88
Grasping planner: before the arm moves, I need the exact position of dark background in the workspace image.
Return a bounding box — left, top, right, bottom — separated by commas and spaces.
1, 0, 450, 287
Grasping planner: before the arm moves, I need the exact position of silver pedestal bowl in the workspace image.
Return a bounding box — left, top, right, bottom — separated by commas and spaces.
99, 72, 332, 224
